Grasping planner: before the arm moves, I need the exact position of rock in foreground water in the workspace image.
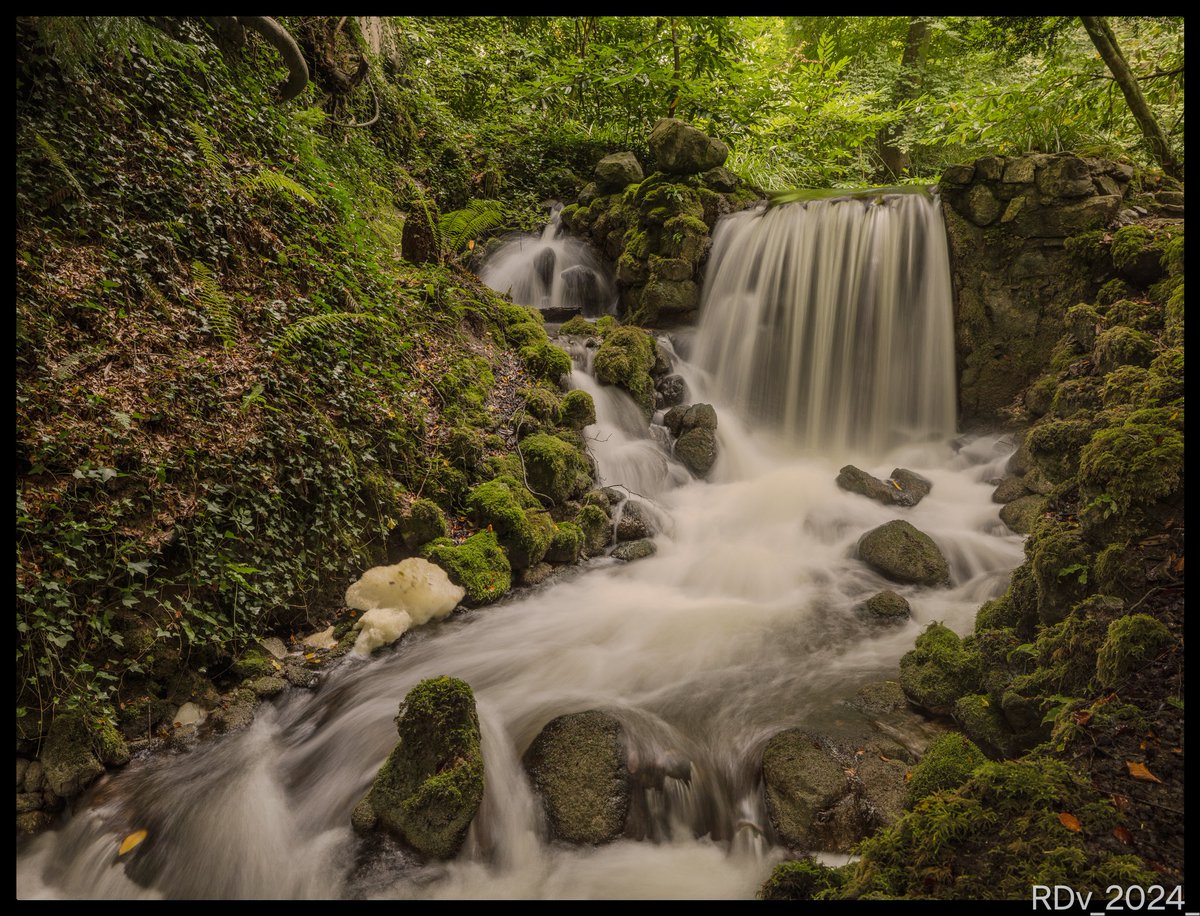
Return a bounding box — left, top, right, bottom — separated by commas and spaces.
858, 520, 951, 587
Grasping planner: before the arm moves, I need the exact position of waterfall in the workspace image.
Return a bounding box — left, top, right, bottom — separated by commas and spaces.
16, 192, 1025, 901
479, 205, 617, 319
693, 193, 956, 456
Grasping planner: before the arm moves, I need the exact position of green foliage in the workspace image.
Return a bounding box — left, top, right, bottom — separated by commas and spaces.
185, 119, 224, 172
1095, 614, 1172, 688
245, 168, 319, 206
270, 311, 397, 353
440, 199, 507, 254
190, 261, 237, 346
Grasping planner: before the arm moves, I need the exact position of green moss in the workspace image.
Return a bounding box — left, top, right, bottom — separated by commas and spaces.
975, 594, 1018, 633
1078, 407, 1184, 533
898, 623, 981, 715
1048, 377, 1101, 420
1110, 225, 1159, 272
1096, 278, 1129, 306
1144, 346, 1183, 405
1026, 419, 1093, 484
521, 385, 562, 422
422, 531, 511, 605
1023, 374, 1057, 418
953, 693, 1019, 758
1105, 298, 1162, 333
759, 858, 844, 901
1063, 229, 1106, 261
593, 326, 656, 415
233, 649, 275, 680
1029, 524, 1091, 625
465, 478, 553, 569
519, 432, 591, 504
558, 315, 595, 337
1095, 613, 1172, 688
843, 755, 1153, 899
559, 389, 596, 430
1161, 233, 1184, 277
1093, 325, 1156, 375
576, 504, 611, 555
594, 315, 618, 337
907, 733, 987, 807
520, 340, 572, 384
1100, 365, 1150, 408
1063, 302, 1103, 351
545, 522, 584, 565
397, 498, 449, 551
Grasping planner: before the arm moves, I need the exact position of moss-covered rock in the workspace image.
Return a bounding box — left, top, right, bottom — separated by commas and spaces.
648, 118, 729, 174
522, 710, 629, 845
611, 538, 656, 562
1095, 613, 1172, 688
520, 432, 591, 505
762, 730, 853, 850
232, 648, 276, 680
858, 520, 951, 587
1110, 224, 1166, 285
397, 498, 449, 552
1029, 524, 1091, 625
999, 493, 1046, 534
855, 589, 912, 623
576, 504, 612, 555
952, 694, 1019, 758
422, 532, 511, 605
906, 733, 987, 807
759, 857, 844, 901
520, 340, 573, 384
1026, 419, 1094, 484
351, 676, 484, 859
899, 623, 981, 716
558, 314, 596, 337
559, 389, 596, 429
41, 710, 125, 798
466, 478, 553, 569
1092, 326, 1156, 374
592, 327, 656, 416
546, 522, 584, 565
520, 385, 563, 423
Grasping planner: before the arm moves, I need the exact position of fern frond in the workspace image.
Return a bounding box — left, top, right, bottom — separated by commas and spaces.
33, 132, 85, 198
246, 169, 318, 206
291, 107, 328, 131
440, 199, 506, 253
191, 261, 237, 345
270, 311, 396, 353
370, 204, 407, 250
185, 120, 223, 172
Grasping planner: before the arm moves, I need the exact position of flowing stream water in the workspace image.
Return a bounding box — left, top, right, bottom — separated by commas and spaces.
16, 193, 1024, 899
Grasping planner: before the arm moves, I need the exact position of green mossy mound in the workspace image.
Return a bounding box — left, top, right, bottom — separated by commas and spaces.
1095, 614, 1172, 689
465, 477, 553, 569
520, 433, 591, 505
351, 676, 484, 859
41, 709, 129, 798
759, 857, 845, 901
423, 532, 511, 605
576, 504, 612, 555
592, 326, 657, 416
906, 733, 987, 807
899, 623, 981, 716
559, 389, 597, 429
396, 499, 449, 552
545, 522, 584, 565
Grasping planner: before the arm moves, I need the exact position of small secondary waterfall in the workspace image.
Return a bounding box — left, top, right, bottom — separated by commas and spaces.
479, 205, 617, 318
17, 192, 1024, 900
693, 193, 956, 455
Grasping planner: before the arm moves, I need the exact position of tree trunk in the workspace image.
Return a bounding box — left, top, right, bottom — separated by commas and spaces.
877, 17, 931, 180
1080, 16, 1181, 180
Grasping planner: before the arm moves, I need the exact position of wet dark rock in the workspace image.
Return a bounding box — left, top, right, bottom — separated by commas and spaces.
523, 710, 629, 845
656, 374, 686, 408
674, 427, 717, 477
992, 476, 1031, 504
594, 152, 644, 193
249, 676, 287, 698
560, 265, 604, 316
616, 500, 656, 542
533, 247, 557, 289
999, 494, 1046, 534
837, 466, 931, 508
611, 538, 657, 562
858, 520, 951, 587
855, 589, 912, 623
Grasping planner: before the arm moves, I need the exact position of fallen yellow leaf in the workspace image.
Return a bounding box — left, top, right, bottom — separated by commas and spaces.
1057, 812, 1082, 832
119, 829, 148, 855
1126, 761, 1162, 783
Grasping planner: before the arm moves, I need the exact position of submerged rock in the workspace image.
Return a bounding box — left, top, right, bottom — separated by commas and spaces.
523, 710, 629, 845
858, 520, 951, 587
611, 538, 657, 562
615, 499, 656, 542
351, 676, 485, 859
855, 589, 912, 623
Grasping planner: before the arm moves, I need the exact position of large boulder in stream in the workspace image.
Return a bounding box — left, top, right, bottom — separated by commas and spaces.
761, 729, 909, 852
649, 118, 729, 175
523, 710, 630, 845
351, 676, 485, 859
857, 520, 951, 587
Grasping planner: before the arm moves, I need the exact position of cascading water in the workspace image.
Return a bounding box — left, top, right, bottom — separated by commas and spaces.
479, 205, 617, 318
17, 193, 1024, 900
693, 192, 957, 456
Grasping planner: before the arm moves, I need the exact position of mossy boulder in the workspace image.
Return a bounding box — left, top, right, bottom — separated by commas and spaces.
899, 623, 981, 716
762, 730, 852, 850
952, 694, 1019, 758
592, 326, 657, 416
1093, 326, 1156, 374
1000, 494, 1046, 534
576, 504, 612, 555
759, 858, 844, 901
649, 118, 730, 174
1110, 225, 1166, 286
41, 710, 128, 798
559, 389, 596, 429
858, 520, 951, 587
906, 733, 987, 807
351, 676, 484, 859
520, 340, 573, 384
466, 478, 554, 569
521, 385, 563, 422
855, 589, 912, 623
397, 498, 449, 552
422, 531, 511, 605
520, 433, 591, 505
546, 522, 584, 565
594, 151, 644, 193
232, 648, 276, 680
1026, 419, 1094, 484
611, 538, 656, 562
558, 315, 596, 337
1095, 613, 1172, 688
522, 710, 630, 845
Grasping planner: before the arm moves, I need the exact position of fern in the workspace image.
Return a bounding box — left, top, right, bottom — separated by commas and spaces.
33, 16, 193, 77
291, 107, 328, 131
370, 204, 407, 251
33, 132, 85, 199
191, 261, 237, 345
440, 199, 506, 253
270, 311, 396, 353
245, 169, 318, 206
185, 120, 223, 171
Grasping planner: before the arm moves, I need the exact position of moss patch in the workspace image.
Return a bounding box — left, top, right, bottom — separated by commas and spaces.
422, 532, 511, 605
